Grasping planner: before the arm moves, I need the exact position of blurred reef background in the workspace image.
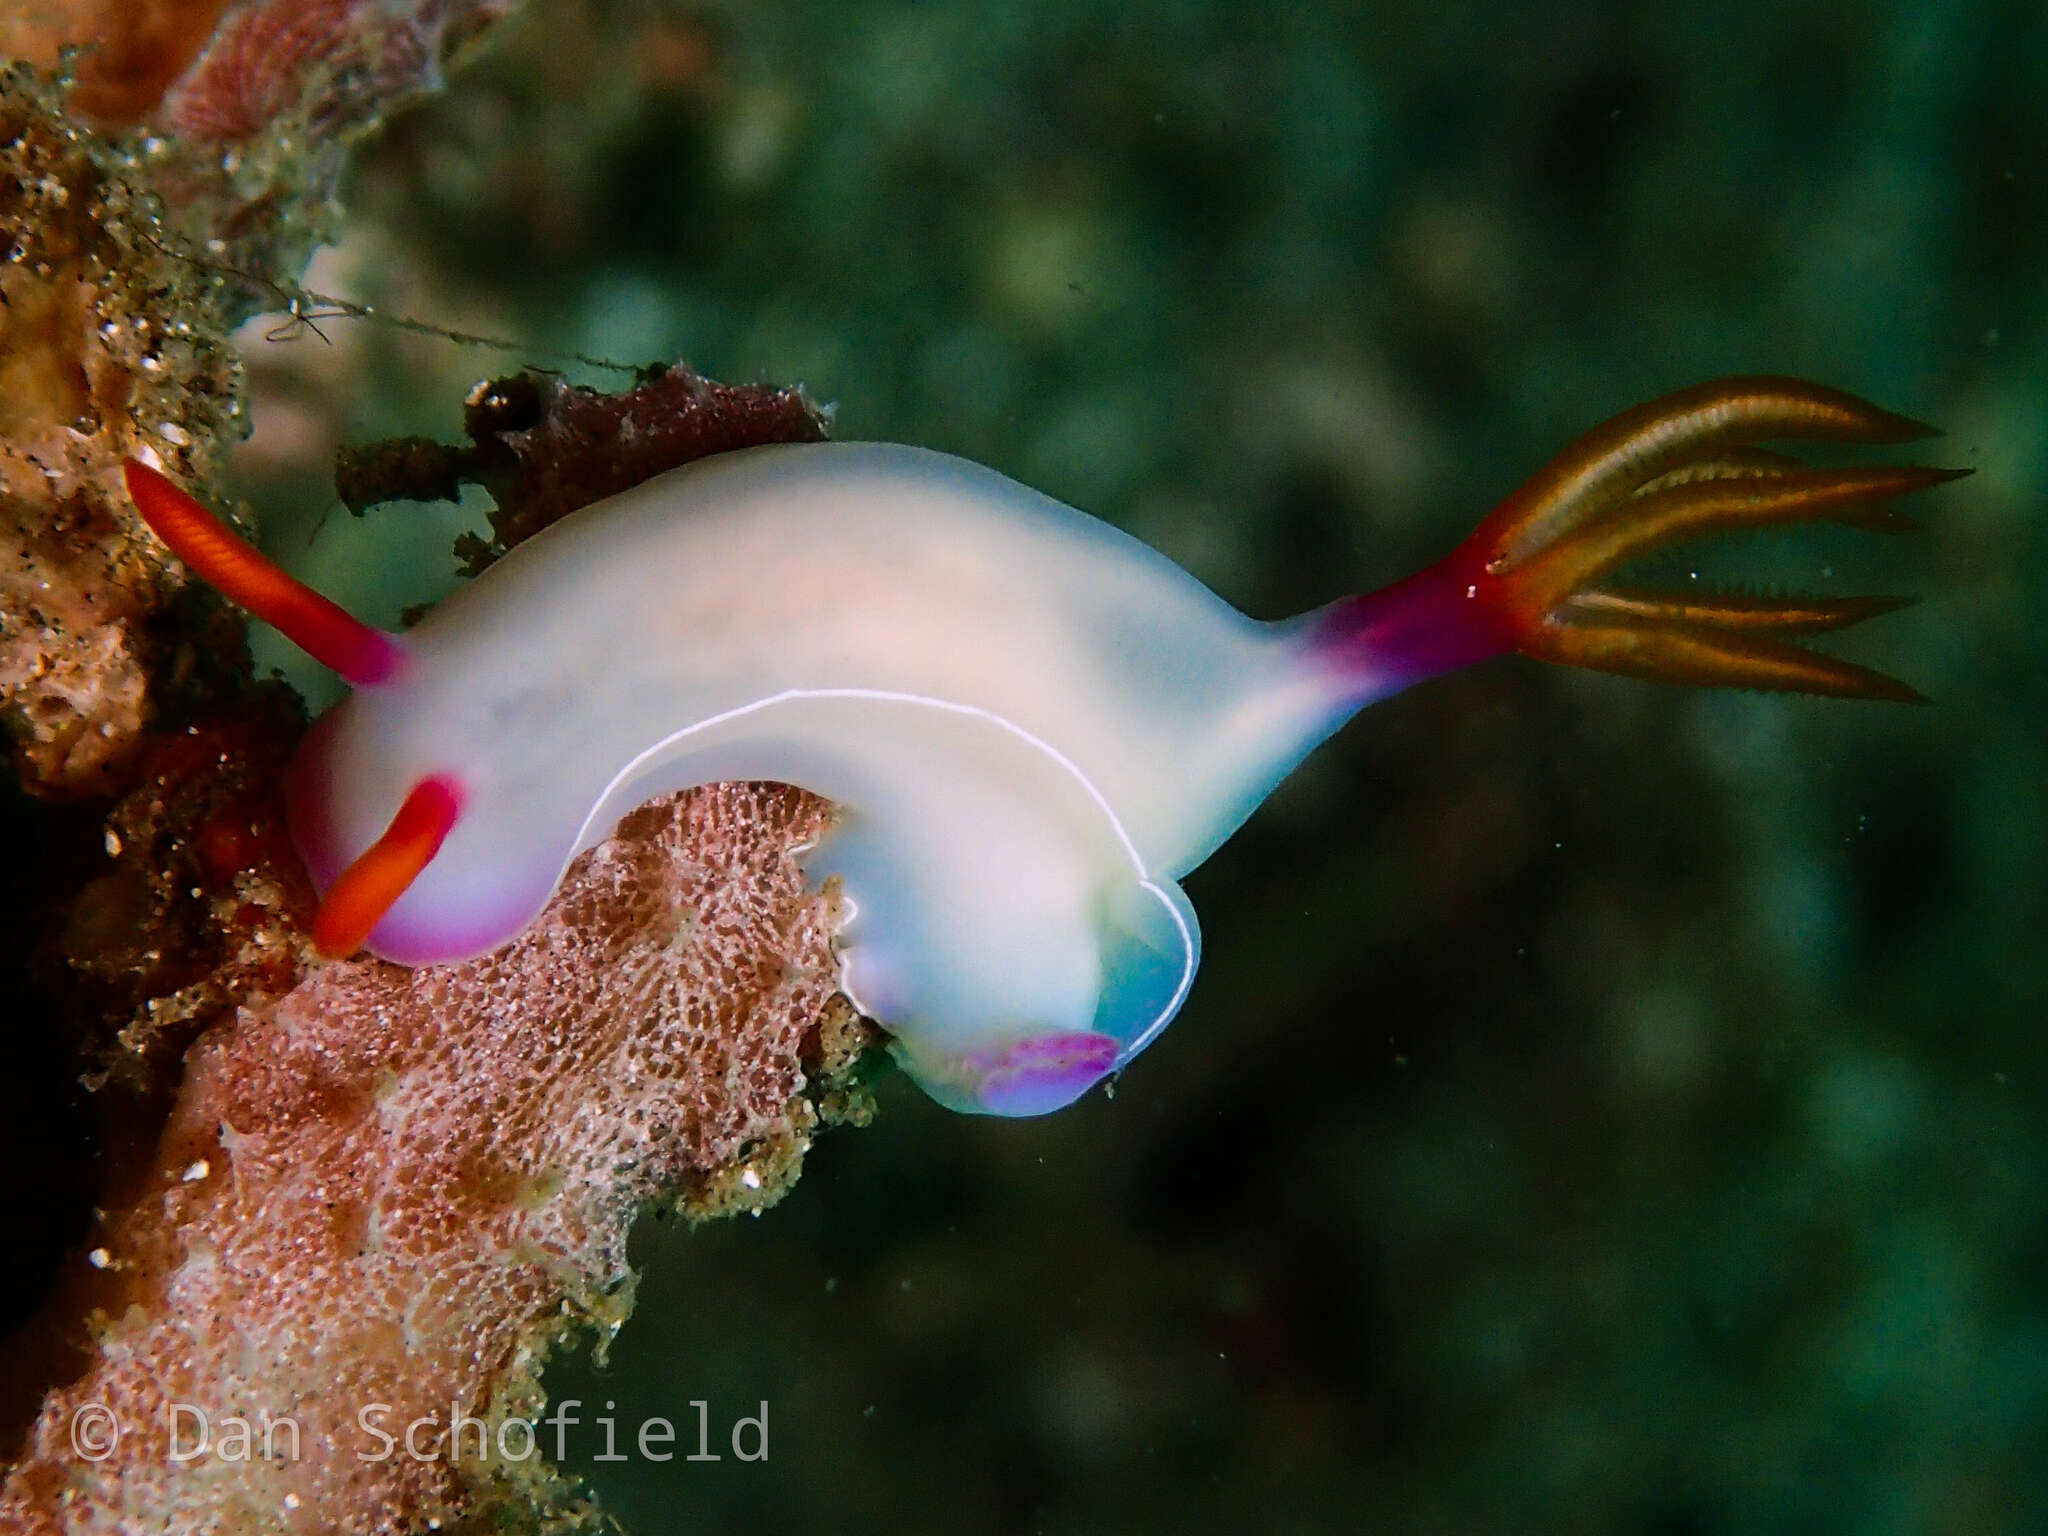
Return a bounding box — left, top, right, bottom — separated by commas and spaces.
12, 0, 2048, 1531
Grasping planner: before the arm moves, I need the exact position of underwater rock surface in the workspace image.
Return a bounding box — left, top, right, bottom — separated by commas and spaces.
2, 9, 876, 1532
3, 780, 869, 1533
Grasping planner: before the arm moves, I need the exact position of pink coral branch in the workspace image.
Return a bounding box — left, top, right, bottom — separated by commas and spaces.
2, 784, 869, 1534
164, 0, 512, 144
0, 15, 877, 1533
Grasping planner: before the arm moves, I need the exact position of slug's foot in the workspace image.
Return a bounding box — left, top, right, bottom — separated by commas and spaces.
1325, 377, 1966, 701
891, 1030, 1120, 1117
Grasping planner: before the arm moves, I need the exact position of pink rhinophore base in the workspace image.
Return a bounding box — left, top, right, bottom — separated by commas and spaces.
339, 629, 410, 690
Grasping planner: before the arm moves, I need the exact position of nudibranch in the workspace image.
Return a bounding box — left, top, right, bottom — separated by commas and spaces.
123, 377, 1961, 1115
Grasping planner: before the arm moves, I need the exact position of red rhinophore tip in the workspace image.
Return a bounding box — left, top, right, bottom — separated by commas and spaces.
122, 458, 406, 687
312, 775, 465, 959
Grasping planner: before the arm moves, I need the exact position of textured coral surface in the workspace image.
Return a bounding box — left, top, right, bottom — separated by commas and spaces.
0, 65, 240, 796
293, 7, 2043, 1534
0, 2, 232, 126
3, 9, 883, 1534
335, 365, 829, 577
1, 783, 868, 1534
0, 1, 510, 144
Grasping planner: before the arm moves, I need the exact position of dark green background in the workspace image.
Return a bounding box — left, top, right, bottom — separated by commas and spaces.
268, 1, 2048, 1530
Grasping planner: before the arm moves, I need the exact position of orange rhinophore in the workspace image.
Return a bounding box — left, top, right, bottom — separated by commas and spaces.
125, 457, 444, 961
309, 775, 465, 959
123, 379, 1962, 1115
122, 458, 408, 688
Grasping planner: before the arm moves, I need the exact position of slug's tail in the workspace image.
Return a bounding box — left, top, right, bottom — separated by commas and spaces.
122, 459, 407, 688
1313, 377, 1965, 704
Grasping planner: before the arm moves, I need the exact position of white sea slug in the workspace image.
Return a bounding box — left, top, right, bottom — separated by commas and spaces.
125, 377, 1958, 1114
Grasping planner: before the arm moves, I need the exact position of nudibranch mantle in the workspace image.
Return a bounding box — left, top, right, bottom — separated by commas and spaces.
126, 377, 1960, 1115
289, 442, 1355, 1114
